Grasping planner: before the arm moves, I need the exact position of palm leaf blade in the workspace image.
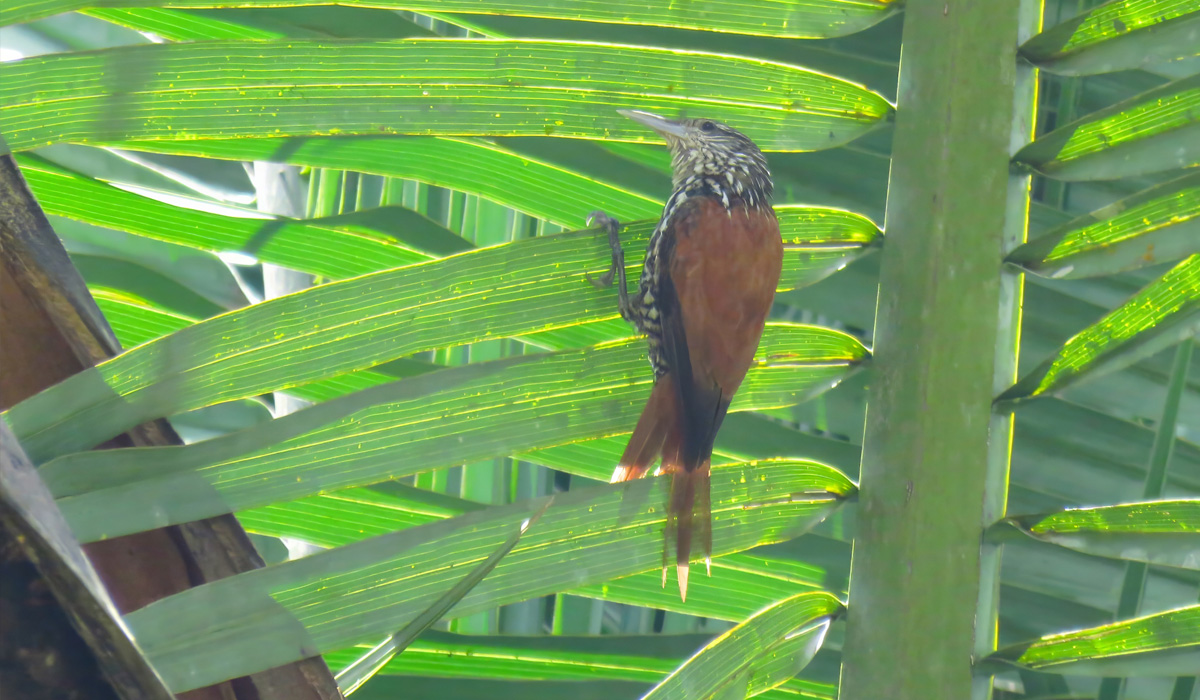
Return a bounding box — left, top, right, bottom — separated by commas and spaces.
0, 40, 893, 153
1013, 74, 1200, 181
987, 604, 1200, 676
2, 0, 901, 39
125, 460, 853, 692
44, 327, 864, 541
1006, 171, 1200, 279
1003, 499, 1200, 570
998, 255, 1200, 404
641, 592, 842, 700
6, 219, 872, 462
1020, 0, 1200, 75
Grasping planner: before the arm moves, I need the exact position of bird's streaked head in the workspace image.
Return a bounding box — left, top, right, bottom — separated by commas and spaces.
618, 109, 773, 208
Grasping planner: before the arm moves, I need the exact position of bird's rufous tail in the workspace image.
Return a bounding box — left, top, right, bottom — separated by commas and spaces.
610, 375, 712, 601
610, 375, 676, 483
663, 460, 711, 601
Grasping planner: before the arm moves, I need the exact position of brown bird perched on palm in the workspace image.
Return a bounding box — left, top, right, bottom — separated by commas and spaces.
588, 110, 782, 601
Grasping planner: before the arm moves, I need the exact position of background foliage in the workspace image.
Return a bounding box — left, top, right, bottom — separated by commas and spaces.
1, 0, 1198, 698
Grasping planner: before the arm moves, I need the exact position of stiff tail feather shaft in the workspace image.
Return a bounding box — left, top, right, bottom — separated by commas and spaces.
664, 461, 711, 601
610, 375, 715, 601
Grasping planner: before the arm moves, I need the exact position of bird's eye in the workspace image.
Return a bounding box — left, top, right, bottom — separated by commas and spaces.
700, 121, 716, 132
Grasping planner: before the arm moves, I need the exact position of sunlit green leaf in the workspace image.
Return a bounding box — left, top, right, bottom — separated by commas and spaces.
238, 476, 834, 623
335, 501, 547, 696
238, 456, 1104, 639
341, 671, 836, 700
125, 459, 854, 692
642, 592, 840, 700
350, 678, 668, 700
12, 5, 1189, 696
90, 288, 197, 349
516, 412, 860, 484
25, 151, 876, 288
1012, 73, 1200, 180
573, 553, 829, 624
3, 0, 901, 39
41, 144, 878, 359
44, 326, 864, 541
21, 154, 467, 278
1021, 0, 1200, 75
280, 360, 442, 405
237, 476, 833, 624
85, 6, 280, 38
33, 141, 249, 203
987, 604, 1200, 676
208, 409, 1142, 643
101, 137, 664, 227
0, 40, 892, 154
83, 6, 435, 41
1006, 171, 1200, 278
1003, 500, 1200, 570
430, 10, 900, 102
516, 432, 844, 487
240, 485, 472, 547
6, 219, 873, 463
325, 630, 711, 685
283, 369, 864, 485
997, 255, 1200, 404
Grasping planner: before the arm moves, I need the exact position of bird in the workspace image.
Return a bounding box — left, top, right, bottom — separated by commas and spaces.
587, 109, 782, 601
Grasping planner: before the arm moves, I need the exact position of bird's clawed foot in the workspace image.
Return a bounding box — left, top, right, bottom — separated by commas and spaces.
585, 210, 632, 318
585, 210, 623, 289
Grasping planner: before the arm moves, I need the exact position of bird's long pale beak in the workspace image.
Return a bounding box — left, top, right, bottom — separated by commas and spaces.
617, 109, 689, 138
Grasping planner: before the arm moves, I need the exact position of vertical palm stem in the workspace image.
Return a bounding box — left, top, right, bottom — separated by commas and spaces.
839, 2, 1041, 698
